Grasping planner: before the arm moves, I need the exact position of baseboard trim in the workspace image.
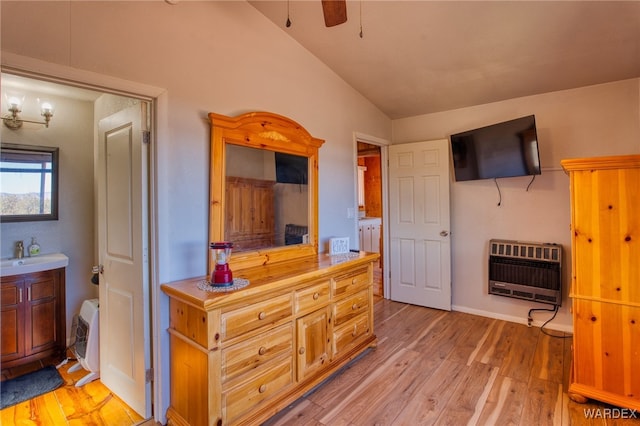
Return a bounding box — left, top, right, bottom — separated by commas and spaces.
451, 304, 574, 334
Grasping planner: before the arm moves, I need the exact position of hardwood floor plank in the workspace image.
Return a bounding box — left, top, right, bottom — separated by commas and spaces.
477, 320, 507, 366
438, 361, 500, 425
531, 332, 565, 384
475, 375, 527, 426
263, 399, 324, 426
445, 315, 495, 366
498, 322, 540, 382
317, 348, 421, 424
408, 311, 474, 360
522, 377, 562, 426
379, 304, 446, 347
351, 346, 448, 425
391, 359, 468, 425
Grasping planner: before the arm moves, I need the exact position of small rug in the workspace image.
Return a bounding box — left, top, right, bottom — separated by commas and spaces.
1, 365, 64, 409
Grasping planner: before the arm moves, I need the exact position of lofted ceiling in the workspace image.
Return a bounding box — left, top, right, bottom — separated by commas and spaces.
250, 1, 640, 119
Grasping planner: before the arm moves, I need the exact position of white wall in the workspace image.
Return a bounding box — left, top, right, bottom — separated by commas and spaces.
1, 1, 392, 421
0, 89, 98, 336
392, 78, 640, 330
1, 0, 391, 279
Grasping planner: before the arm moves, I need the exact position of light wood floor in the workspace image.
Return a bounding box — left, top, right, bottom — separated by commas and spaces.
1, 354, 152, 425
264, 298, 640, 426
3, 298, 639, 425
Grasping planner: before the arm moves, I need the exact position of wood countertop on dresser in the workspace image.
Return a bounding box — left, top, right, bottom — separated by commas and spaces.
161, 251, 380, 310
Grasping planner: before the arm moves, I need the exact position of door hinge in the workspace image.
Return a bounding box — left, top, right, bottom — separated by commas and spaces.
142, 130, 151, 144
145, 368, 154, 383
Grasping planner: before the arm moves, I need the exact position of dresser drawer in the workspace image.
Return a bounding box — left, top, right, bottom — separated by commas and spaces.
333, 313, 371, 357
333, 289, 369, 327
222, 293, 292, 340
223, 356, 293, 423
221, 323, 293, 382
332, 266, 370, 298
294, 280, 330, 314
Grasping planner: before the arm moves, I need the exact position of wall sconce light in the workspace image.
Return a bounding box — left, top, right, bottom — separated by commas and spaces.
2, 96, 54, 130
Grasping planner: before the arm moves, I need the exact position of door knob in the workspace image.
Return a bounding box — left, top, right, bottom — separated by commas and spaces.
92, 265, 104, 274
440, 230, 449, 237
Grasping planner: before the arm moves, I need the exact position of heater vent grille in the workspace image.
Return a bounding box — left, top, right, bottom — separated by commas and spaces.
488, 239, 562, 306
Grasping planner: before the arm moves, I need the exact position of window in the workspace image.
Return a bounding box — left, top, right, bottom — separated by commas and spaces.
0, 143, 59, 222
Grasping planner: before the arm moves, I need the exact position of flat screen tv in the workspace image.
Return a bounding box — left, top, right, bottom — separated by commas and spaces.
450, 115, 541, 182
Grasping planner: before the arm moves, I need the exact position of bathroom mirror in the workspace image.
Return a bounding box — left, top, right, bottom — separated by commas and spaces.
0, 143, 59, 222
209, 111, 324, 272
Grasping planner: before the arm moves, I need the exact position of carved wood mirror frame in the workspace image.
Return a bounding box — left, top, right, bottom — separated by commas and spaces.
208, 111, 324, 273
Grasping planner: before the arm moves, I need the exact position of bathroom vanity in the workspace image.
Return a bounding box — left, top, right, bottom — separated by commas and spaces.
161, 112, 378, 425
1, 256, 67, 368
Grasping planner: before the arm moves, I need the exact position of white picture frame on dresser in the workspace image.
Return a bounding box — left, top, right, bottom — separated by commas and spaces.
329, 237, 349, 255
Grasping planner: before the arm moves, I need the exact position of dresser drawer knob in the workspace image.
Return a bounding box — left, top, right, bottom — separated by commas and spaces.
258, 346, 267, 356
259, 384, 267, 393
351, 278, 357, 285
313, 292, 320, 300
258, 311, 266, 320
352, 325, 358, 337
352, 303, 359, 310
299, 347, 306, 355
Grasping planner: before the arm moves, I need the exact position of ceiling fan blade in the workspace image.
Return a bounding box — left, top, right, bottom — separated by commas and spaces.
321, 0, 347, 27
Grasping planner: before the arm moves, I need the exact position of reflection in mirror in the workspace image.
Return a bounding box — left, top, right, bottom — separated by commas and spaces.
0, 143, 59, 222
225, 144, 309, 252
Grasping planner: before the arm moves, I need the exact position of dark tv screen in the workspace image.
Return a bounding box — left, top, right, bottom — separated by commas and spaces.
275, 152, 308, 184
450, 115, 541, 182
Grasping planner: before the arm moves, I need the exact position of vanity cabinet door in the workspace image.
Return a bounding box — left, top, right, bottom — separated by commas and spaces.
296, 306, 331, 381
25, 272, 59, 356
0, 269, 64, 367
1, 277, 25, 361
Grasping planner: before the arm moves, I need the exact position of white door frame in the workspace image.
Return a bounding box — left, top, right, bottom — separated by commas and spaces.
353, 132, 391, 298
1, 52, 168, 423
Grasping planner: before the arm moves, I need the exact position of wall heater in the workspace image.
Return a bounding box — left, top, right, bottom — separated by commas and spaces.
488, 239, 562, 306
68, 298, 100, 387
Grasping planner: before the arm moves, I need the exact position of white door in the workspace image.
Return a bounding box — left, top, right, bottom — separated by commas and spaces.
97, 104, 151, 417
388, 139, 451, 310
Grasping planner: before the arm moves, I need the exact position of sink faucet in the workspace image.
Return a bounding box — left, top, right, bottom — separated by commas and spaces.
14, 241, 24, 259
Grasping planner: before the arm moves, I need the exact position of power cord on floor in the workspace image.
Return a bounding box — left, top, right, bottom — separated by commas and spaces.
527, 304, 572, 338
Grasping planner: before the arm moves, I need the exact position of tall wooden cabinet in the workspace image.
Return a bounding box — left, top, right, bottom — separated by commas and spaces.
562, 155, 640, 411
1, 268, 66, 368
225, 176, 275, 251
161, 252, 378, 426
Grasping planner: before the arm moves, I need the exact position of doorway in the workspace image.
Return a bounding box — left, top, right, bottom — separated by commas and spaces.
0, 70, 155, 419
356, 140, 384, 297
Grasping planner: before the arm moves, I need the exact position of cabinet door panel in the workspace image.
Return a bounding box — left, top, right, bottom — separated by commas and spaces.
29, 277, 55, 300
27, 299, 57, 354
573, 298, 640, 401
296, 307, 330, 381
1, 307, 23, 359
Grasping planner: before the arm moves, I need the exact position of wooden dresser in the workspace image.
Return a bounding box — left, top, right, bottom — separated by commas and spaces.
161, 252, 378, 426
561, 155, 640, 410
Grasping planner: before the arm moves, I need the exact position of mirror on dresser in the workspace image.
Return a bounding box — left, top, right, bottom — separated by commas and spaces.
208, 111, 324, 273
